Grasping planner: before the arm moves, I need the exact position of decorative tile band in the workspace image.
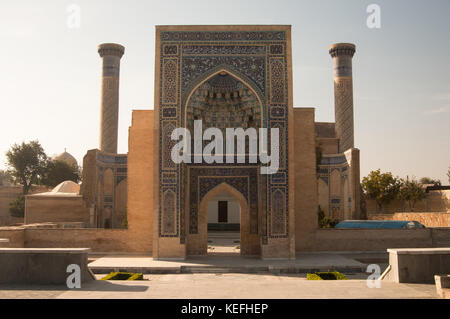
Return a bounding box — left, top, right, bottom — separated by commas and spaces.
161, 31, 286, 42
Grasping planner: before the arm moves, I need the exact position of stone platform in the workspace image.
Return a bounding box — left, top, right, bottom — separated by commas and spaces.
88, 252, 378, 274
0, 248, 94, 285
384, 248, 450, 283
0, 238, 9, 248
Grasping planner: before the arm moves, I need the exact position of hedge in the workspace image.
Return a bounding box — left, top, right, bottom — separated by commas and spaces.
101, 272, 144, 281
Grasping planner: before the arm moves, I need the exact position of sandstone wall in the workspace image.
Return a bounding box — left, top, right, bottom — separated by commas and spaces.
309, 228, 450, 251
25, 195, 90, 225
24, 228, 130, 252
293, 108, 318, 250
0, 227, 25, 247
369, 212, 450, 227
1, 226, 449, 253
318, 138, 339, 154
126, 110, 155, 253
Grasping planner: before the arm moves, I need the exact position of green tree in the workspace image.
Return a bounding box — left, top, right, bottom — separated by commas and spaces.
398, 178, 427, 211
419, 177, 441, 187
41, 160, 80, 188
5, 141, 48, 195
0, 169, 13, 186
361, 169, 402, 213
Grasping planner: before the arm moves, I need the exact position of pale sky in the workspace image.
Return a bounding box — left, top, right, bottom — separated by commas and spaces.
0, 0, 449, 183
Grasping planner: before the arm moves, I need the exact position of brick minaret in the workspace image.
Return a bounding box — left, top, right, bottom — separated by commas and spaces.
329, 43, 356, 152
98, 43, 125, 154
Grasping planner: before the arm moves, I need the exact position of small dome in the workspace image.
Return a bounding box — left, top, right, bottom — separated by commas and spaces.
54, 149, 77, 167
33, 180, 80, 197
51, 180, 80, 194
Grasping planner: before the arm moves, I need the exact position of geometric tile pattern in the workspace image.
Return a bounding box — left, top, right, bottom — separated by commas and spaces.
188, 166, 258, 235
158, 29, 290, 240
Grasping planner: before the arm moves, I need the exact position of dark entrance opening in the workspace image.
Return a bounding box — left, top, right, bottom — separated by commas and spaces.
218, 201, 228, 223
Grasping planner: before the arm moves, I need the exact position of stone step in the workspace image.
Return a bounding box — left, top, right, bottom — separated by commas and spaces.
90, 265, 365, 275
180, 266, 268, 273
208, 236, 240, 240
208, 231, 240, 237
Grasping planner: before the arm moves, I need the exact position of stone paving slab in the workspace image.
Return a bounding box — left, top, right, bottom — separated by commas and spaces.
0, 274, 438, 299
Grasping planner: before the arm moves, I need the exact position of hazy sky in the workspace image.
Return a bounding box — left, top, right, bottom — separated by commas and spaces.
0, 0, 449, 183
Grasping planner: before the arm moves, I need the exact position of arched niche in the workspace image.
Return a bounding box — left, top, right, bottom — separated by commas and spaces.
187, 182, 259, 256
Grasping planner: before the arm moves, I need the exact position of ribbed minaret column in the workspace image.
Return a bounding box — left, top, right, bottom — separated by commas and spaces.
329, 43, 356, 153
98, 43, 125, 154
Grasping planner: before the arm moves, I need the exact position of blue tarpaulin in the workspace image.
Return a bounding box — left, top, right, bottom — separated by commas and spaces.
335, 220, 425, 229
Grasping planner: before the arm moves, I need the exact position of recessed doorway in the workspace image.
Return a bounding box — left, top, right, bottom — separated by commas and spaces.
207, 192, 240, 255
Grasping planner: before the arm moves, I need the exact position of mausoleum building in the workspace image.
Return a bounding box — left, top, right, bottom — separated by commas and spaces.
79, 25, 361, 259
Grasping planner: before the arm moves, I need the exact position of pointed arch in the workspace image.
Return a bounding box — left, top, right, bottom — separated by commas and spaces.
183, 67, 265, 129
192, 182, 251, 256
199, 182, 248, 213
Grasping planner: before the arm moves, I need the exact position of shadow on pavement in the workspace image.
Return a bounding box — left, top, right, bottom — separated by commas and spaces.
0, 280, 149, 292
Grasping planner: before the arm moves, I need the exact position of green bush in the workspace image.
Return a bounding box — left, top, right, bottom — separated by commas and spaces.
9, 195, 25, 218
101, 272, 144, 281
307, 271, 347, 280
128, 273, 144, 281
318, 206, 338, 228
306, 273, 322, 280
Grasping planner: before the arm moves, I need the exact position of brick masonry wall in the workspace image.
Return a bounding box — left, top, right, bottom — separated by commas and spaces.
0, 228, 25, 247
1, 227, 146, 252
1, 226, 449, 253
23, 228, 131, 252
310, 228, 439, 251
293, 108, 319, 250
369, 212, 450, 227
126, 110, 155, 253
25, 196, 90, 225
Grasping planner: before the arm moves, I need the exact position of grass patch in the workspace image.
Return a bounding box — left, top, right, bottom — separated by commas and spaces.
101, 272, 144, 281
307, 271, 347, 280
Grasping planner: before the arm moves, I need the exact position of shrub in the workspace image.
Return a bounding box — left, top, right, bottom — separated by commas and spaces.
307, 271, 347, 280
318, 206, 338, 228
101, 272, 143, 281
9, 195, 25, 218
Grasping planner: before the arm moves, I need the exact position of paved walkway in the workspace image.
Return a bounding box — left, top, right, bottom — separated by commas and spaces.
207, 231, 240, 255
0, 273, 438, 299
88, 253, 374, 274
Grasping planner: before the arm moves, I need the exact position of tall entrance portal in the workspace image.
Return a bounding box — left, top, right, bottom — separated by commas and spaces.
154, 25, 295, 259
184, 71, 263, 256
